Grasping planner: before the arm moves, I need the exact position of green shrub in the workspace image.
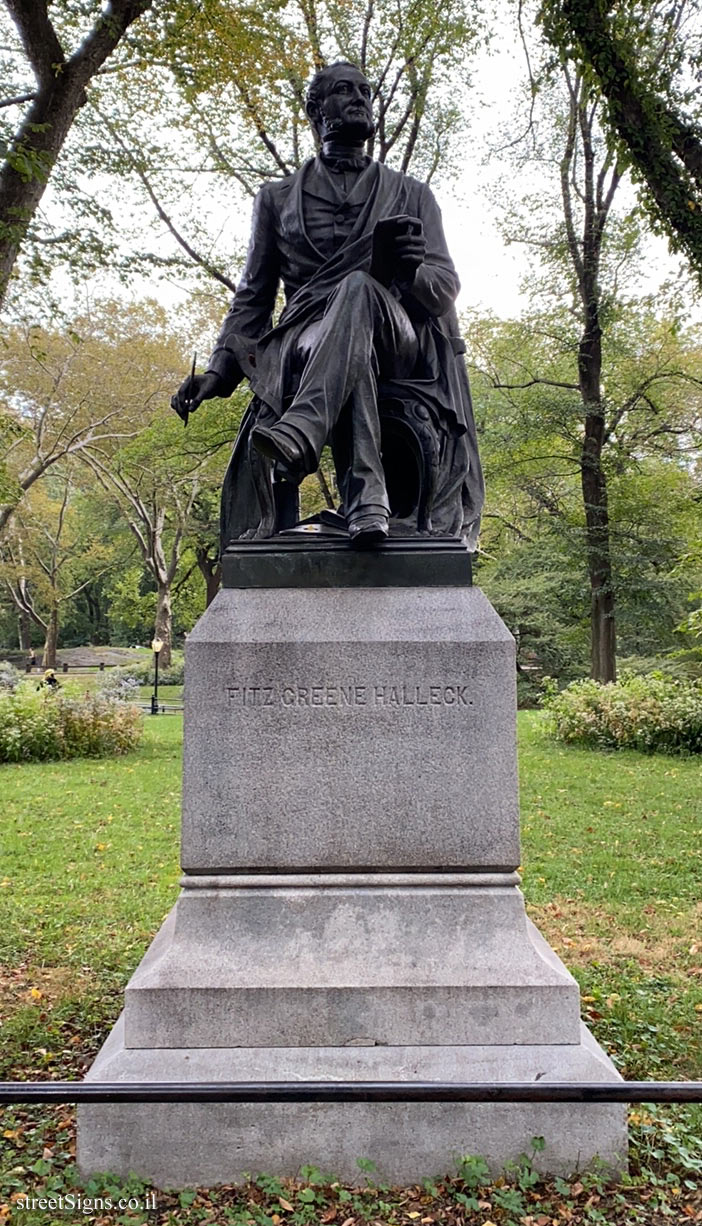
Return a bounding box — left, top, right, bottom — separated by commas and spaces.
110, 660, 151, 685
618, 651, 702, 681
108, 650, 184, 687
516, 671, 547, 709
0, 660, 21, 692
544, 673, 702, 754
157, 651, 184, 686
0, 684, 143, 763
97, 667, 144, 701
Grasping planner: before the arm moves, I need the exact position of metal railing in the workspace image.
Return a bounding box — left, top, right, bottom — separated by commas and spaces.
1, 1080, 701, 1105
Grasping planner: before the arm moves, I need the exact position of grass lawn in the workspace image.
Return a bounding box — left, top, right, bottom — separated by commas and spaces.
1, 711, 701, 1223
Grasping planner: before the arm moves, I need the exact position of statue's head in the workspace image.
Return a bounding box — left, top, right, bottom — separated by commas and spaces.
305, 62, 375, 144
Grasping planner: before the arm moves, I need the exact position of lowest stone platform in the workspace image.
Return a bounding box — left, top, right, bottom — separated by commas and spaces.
78, 539, 627, 1186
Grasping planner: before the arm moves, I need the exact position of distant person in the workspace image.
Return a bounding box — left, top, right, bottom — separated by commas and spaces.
37, 668, 60, 691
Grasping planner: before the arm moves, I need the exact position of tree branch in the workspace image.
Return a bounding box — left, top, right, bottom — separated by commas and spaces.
232, 79, 293, 178
0, 91, 36, 109
560, 68, 586, 288
482, 510, 535, 543
4, 0, 65, 86
92, 104, 237, 293
485, 375, 580, 392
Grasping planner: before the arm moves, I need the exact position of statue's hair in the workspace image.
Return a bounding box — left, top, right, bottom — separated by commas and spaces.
305, 61, 364, 115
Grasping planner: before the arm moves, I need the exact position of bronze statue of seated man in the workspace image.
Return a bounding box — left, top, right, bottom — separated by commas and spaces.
172, 61, 483, 550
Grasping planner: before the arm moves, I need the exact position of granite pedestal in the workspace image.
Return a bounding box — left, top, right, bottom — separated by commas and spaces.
78, 547, 627, 1185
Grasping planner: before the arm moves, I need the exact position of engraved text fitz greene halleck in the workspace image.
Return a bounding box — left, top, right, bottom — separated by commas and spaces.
226, 683, 474, 708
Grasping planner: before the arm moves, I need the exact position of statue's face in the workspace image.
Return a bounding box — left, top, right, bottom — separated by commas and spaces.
314, 66, 374, 141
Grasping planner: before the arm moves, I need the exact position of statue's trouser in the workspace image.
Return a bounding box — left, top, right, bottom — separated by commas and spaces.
275, 270, 418, 520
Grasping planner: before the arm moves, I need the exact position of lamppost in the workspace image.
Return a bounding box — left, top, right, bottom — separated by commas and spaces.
150, 637, 163, 714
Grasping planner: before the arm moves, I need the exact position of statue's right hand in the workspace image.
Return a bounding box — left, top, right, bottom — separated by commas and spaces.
170, 371, 223, 418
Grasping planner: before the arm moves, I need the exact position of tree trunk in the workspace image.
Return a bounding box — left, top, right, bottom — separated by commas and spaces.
85, 587, 98, 641
154, 584, 173, 667
85, 584, 106, 643
581, 449, 616, 682
578, 312, 617, 684
42, 605, 59, 670
0, 77, 89, 308
18, 609, 32, 651
195, 546, 221, 608
559, 79, 620, 685
590, 571, 616, 681
205, 566, 221, 608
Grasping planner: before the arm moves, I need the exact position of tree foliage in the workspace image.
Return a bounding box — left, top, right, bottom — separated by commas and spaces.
142, 0, 484, 190
470, 297, 702, 684
0, 298, 243, 658
1, 0, 700, 679
82, 397, 241, 666
485, 54, 627, 679
0, 0, 485, 305
0, 472, 114, 666
475, 12, 702, 682
0, 308, 142, 535
538, 0, 702, 283
0, 0, 155, 308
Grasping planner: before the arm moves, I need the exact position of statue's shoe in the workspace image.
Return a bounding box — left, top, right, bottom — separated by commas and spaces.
251, 425, 306, 482
347, 513, 390, 549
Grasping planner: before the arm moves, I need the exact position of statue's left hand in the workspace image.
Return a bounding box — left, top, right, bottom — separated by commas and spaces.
390, 216, 426, 279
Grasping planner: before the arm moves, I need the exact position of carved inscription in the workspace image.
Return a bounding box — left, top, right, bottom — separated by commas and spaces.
226, 683, 473, 708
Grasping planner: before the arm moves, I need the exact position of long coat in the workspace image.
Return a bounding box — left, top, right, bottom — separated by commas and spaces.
208, 157, 484, 547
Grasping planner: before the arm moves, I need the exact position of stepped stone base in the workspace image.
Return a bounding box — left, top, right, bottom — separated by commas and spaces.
122, 875, 581, 1049
79, 1016, 625, 1187
78, 872, 627, 1185
77, 579, 628, 1185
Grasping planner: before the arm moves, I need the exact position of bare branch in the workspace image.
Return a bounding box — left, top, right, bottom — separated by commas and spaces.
360, 0, 374, 71
92, 103, 237, 293
0, 91, 36, 108
559, 68, 585, 290
232, 79, 294, 177
484, 376, 580, 392
481, 510, 535, 543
